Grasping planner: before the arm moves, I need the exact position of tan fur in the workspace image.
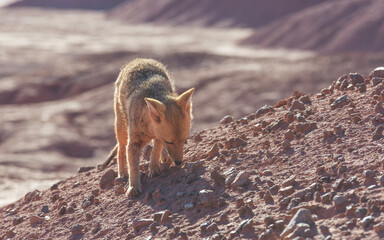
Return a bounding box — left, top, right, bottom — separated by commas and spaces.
103, 58, 194, 196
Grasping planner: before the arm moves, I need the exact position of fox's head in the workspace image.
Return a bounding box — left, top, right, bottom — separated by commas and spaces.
145, 88, 195, 166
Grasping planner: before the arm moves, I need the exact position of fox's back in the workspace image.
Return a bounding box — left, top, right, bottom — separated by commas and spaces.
117, 58, 175, 102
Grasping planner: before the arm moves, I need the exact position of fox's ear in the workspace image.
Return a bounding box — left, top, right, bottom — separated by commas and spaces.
176, 88, 195, 114
145, 98, 166, 123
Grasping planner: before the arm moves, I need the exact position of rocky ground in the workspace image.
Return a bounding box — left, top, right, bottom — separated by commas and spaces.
1, 67, 384, 239
4, 7, 384, 207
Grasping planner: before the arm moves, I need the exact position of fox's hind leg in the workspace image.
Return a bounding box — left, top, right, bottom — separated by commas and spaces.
115, 99, 129, 179
149, 139, 162, 178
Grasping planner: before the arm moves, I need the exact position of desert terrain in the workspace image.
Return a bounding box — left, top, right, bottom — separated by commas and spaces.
0, 0, 384, 239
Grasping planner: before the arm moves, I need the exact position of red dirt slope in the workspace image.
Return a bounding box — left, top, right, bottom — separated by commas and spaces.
242, 0, 384, 53
109, 0, 326, 28
1, 67, 384, 239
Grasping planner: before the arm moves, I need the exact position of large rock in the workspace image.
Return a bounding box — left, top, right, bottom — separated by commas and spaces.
280, 208, 315, 239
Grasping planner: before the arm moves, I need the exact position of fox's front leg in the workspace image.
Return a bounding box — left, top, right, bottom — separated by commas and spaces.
126, 140, 145, 196
149, 139, 162, 178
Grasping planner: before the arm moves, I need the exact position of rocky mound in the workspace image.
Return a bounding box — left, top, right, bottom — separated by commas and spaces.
109, 0, 326, 28
7, 0, 126, 10
1, 67, 384, 239
242, 0, 384, 53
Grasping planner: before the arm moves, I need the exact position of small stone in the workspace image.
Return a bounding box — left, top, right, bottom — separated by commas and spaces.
237, 219, 253, 233
30, 215, 44, 226
319, 225, 330, 236
256, 105, 274, 117
279, 186, 294, 197
284, 112, 295, 123
225, 137, 247, 149
330, 95, 351, 110
372, 77, 383, 86
231, 171, 250, 188
264, 190, 274, 204
355, 207, 368, 219
379, 175, 384, 186
284, 130, 294, 141
349, 73, 364, 85
211, 170, 225, 187
24, 190, 42, 203
199, 189, 217, 208
238, 205, 253, 217
373, 222, 384, 232
373, 125, 384, 140
71, 224, 84, 235
99, 169, 117, 189
160, 210, 171, 223
369, 67, 384, 79
289, 100, 305, 111
186, 173, 197, 184
82, 200, 91, 209
279, 196, 292, 210
78, 166, 94, 173
321, 193, 332, 204
67, 206, 75, 214
282, 175, 296, 187
12, 216, 24, 226
333, 194, 348, 207
91, 189, 100, 196
41, 205, 49, 214
363, 170, 375, 178
114, 184, 126, 196
321, 88, 331, 95
132, 219, 153, 231
184, 203, 194, 211
207, 143, 220, 159
281, 140, 291, 150
220, 115, 233, 124
176, 192, 184, 199
262, 170, 273, 176
85, 213, 92, 221
59, 206, 66, 215
360, 216, 374, 228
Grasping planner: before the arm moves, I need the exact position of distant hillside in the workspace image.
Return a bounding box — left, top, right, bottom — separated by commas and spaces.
7, 0, 126, 10
242, 0, 384, 53
109, 0, 327, 28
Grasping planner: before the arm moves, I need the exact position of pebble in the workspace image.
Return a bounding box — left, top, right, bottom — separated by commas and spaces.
184, 203, 194, 211
78, 166, 94, 173
262, 170, 273, 176
282, 175, 296, 187
220, 115, 233, 124
186, 173, 198, 184
379, 175, 384, 186
355, 207, 368, 219
238, 205, 253, 217
207, 143, 220, 159
176, 192, 185, 199
333, 194, 348, 207
99, 169, 117, 189
85, 213, 92, 221
67, 206, 75, 214
230, 171, 250, 188
373, 125, 384, 140
279, 197, 292, 210
373, 222, 384, 232
160, 210, 171, 223
360, 216, 374, 228
24, 190, 42, 203
284, 130, 295, 141
59, 205, 67, 215
330, 95, 351, 110
281, 140, 291, 149
321, 193, 332, 204
71, 224, 84, 235
289, 100, 305, 111
132, 219, 153, 231
210, 170, 225, 187
349, 73, 364, 85
30, 215, 44, 226
224, 137, 247, 149
369, 67, 384, 79
372, 77, 383, 86
114, 184, 126, 196
12, 216, 24, 226
199, 189, 217, 208
41, 205, 49, 214
279, 186, 294, 197
255, 105, 274, 118
263, 190, 274, 204
284, 112, 295, 123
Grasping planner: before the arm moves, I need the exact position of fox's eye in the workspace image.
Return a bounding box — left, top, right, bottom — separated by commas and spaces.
165, 141, 174, 145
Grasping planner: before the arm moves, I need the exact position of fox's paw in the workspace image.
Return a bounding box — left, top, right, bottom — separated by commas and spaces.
126, 185, 141, 197
148, 165, 161, 178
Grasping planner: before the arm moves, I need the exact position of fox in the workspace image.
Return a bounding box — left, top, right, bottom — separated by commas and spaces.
99, 58, 195, 196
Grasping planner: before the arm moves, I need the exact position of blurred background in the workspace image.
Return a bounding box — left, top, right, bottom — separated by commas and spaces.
0, 0, 383, 206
